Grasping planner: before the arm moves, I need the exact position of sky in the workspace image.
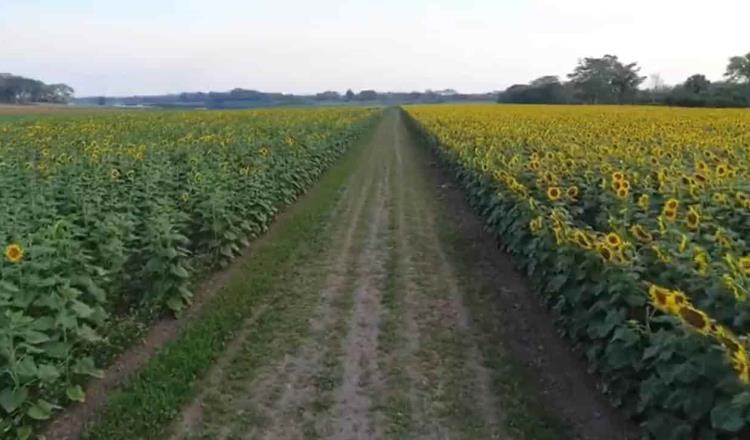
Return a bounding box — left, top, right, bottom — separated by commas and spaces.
1, 0, 748, 97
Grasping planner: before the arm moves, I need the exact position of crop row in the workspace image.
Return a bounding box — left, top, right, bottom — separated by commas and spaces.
0, 107, 378, 438
404, 104, 750, 439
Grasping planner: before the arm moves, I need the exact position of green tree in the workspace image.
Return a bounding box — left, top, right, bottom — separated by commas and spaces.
725, 52, 750, 83
567, 55, 645, 103
684, 74, 711, 93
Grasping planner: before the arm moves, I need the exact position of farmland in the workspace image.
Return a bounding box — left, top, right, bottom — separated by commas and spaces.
0, 107, 377, 437
5, 103, 750, 440
406, 104, 750, 438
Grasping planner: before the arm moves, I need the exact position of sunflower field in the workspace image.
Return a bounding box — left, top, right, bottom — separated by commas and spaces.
405, 104, 750, 439
0, 107, 377, 438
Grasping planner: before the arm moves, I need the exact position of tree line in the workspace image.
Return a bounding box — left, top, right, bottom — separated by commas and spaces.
0, 73, 75, 104
498, 52, 750, 107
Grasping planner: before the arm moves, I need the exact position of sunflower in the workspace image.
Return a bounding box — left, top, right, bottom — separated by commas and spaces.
665, 198, 679, 210
616, 187, 629, 199
573, 230, 593, 249
685, 207, 700, 231
597, 243, 613, 262
566, 186, 579, 200
677, 305, 712, 334
663, 208, 677, 222
715, 325, 742, 355
612, 180, 623, 191
547, 186, 562, 201
716, 164, 729, 178
666, 289, 688, 313
630, 224, 653, 243
648, 285, 671, 312
733, 349, 750, 384
693, 248, 710, 276
637, 194, 649, 210
712, 193, 728, 205
740, 256, 750, 275
605, 232, 623, 248
4, 244, 24, 263
612, 171, 624, 182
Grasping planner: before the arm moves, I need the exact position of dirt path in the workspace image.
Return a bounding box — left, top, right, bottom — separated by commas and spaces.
168, 108, 639, 440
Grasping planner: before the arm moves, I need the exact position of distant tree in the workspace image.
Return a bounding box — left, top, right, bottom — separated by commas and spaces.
355, 89, 378, 101
498, 76, 571, 104
725, 52, 750, 83
344, 89, 355, 101
96, 96, 107, 106
314, 91, 341, 101
567, 55, 645, 103
0, 73, 74, 104
684, 74, 711, 93
44, 83, 74, 103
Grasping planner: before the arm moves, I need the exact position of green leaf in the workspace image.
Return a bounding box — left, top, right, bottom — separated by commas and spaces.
0, 387, 28, 413
23, 330, 50, 345
26, 399, 57, 420
37, 363, 61, 382
16, 425, 32, 440
73, 356, 104, 378
170, 264, 189, 279
66, 385, 86, 403
711, 401, 746, 432
71, 300, 94, 318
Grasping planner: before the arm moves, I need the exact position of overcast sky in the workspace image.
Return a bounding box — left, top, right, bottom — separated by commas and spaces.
1, 0, 748, 96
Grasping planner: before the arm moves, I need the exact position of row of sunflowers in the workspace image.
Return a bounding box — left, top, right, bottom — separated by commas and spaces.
404, 104, 750, 439
0, 107, 378, 438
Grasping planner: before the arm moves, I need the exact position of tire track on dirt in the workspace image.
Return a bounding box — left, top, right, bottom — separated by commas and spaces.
255, 119, 391, 440
327, 120, 393, 440
391, 111, 508, 440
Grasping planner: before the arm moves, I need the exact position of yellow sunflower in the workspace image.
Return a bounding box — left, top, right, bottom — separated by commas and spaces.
648, 284, 671, 313
630, 224, 653, 243
677, 305, 712, 335
605, 232, 623, 248
637, 194, 649, 210
740, 256, 750, 275
4, 244, 24, 263
685, 207, 700, 231
547, 186, 562, 201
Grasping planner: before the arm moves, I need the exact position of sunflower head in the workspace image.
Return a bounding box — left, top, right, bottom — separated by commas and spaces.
573, 230, 593, 249
637, 194, 649, 210
739, 256, 750, 275
547, 186, 562, 201
630, 224, 653, 243
685, 207, 700, 231
605, 232, 623, 248
4, 244, 24, 263
677, 305, 711, 335
648, 285, 671, 312
566, 186, 579, 200
616, 187, 629, 199
717, 164, 729, 178
612, 171, 625, 182
597, 243, 613, 262
665, 198, 679, 210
